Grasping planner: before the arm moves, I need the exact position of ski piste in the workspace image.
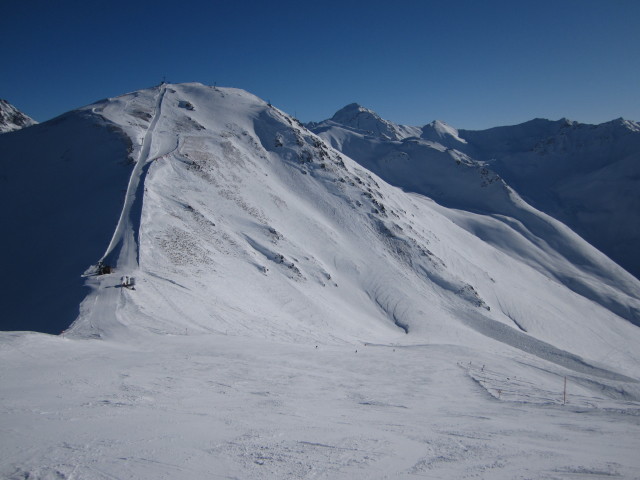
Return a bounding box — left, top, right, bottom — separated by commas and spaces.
99, 84, 168, 271
73, 84, 175, 338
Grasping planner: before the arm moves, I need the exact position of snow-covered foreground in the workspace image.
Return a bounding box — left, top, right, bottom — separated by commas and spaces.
2, 331, 639, 480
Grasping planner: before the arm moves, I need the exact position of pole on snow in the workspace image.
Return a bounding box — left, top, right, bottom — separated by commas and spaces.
563, 376, 567, 405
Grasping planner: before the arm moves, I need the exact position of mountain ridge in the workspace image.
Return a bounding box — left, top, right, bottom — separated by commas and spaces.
310, 105, 640, 280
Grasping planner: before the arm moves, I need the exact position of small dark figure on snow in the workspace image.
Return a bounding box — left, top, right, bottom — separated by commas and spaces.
97, 261, 112, 275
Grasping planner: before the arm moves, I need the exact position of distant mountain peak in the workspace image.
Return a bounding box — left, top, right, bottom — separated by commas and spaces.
335, 102, 366, 112
331, 102, 383, 125
609, 117, 640, 132
0, 99, 37, 133
422, 119, 467, 145
327, 103, 420, 141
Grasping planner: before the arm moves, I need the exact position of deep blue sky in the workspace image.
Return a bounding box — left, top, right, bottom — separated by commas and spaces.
3, 0, 639, 129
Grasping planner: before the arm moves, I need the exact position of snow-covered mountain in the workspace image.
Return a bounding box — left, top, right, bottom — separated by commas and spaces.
307, 103, 421, 141
0, 99, 36, 133
1, 83, 640, 478
461, 118, 640, 280
310, 110, 640, 280
1, 81, 638, 365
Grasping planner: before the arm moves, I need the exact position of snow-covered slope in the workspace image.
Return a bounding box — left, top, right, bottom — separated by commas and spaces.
3, 330, 640, 479
421, 119, 468, 147
0, 108, 132, 333
2, 83, 640, 479
311, 109, 640, 280
0, 99, 36, 133
461, 118, 640, 280
70, 84, 639, 373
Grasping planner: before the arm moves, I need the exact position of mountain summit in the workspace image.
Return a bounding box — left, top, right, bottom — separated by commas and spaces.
311, 102, 420, 141
421, 119, 467, 146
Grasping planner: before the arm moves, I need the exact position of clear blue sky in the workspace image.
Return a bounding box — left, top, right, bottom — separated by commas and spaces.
3, 0, 639, 129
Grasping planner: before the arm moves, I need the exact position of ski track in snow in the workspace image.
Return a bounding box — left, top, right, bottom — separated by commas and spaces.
101, 85, 167, 270
71, 86, 174, 338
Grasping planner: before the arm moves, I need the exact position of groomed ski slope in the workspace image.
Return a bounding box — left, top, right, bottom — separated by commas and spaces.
99, 84, 167, 269
72, 85, 173, 338
1, 83, 639, 478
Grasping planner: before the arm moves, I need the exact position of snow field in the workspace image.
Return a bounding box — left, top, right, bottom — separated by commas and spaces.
1, 332, 639, 479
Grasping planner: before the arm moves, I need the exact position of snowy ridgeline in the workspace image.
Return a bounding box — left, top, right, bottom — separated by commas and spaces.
0, 82, 639, 478
309, 109, 640, 281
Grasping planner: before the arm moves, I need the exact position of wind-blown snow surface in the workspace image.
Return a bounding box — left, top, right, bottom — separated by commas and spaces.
1, 83, 640, 478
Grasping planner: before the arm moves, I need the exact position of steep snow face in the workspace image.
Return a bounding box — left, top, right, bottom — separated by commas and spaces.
70, 84, 507, 345
0, 99, 36, 133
